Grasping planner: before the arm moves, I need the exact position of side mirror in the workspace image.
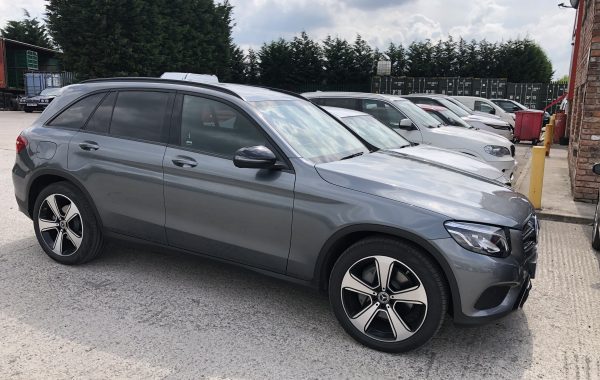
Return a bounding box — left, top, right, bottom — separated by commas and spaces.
593, 163, 600, 175
398, 118, 415, 130
233, 145, 278, 169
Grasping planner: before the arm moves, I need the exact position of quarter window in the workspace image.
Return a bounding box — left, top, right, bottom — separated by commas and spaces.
85, 92, 116, 134
180, 95, 269, 158
47, 93, 105, 129
110, 91, 170, 143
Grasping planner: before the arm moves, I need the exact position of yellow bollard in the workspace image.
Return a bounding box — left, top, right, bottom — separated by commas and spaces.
544, 121, 554, 157
528, 146, 546, 209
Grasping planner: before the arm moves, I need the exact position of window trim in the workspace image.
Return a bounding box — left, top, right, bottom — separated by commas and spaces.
169, 91, 294, 172
45, 90, 110, 130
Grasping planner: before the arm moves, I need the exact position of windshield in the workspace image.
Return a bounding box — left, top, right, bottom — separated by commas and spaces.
40, 88, 62, 96
438, 109, 472, 128
435, 98, 470, 117
445, 97, 474, 114
252, 100, 368, 163
342, 115, 410, 150
393, 100, 440, 128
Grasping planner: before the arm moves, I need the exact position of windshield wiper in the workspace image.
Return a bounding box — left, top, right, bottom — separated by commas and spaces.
340, 152, 364, 160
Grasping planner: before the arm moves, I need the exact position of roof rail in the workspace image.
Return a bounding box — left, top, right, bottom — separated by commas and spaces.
258, 86, 308, 100
80, 77, 243, 100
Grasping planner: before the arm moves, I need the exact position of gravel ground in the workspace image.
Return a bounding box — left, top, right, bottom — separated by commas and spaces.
0, 111, 599, 379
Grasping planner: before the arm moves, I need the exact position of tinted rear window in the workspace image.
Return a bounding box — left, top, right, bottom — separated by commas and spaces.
85, 92, 116, 133
110, 91, 170, 143
47, 93, 105, 129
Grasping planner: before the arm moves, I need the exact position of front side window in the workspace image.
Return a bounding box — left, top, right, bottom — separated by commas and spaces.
393, 100, 440, 128
110, 91, 170, 143
361, 99, 407, 129
180, 95, 269, 158
475, 101, 495, 114
252, 100, 367, 163
47, 93, 105, 129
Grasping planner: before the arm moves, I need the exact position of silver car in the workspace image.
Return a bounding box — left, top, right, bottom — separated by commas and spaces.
13, 78, 537, 352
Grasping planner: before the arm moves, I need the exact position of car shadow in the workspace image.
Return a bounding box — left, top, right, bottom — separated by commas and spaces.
0, 237, 533, 378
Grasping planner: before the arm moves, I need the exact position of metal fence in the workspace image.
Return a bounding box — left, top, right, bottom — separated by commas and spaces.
371, 76, 568, 114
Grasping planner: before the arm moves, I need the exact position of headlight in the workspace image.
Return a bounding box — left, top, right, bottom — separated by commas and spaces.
484, 145, 511, 157
444, 221, 511, 257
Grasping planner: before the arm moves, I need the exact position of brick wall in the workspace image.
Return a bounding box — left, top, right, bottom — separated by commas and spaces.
568, 0, 600, 202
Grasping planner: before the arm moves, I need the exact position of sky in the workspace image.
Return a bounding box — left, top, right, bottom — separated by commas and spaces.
0, 0, 577, 79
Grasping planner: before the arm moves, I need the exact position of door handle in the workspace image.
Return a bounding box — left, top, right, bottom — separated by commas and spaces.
79, 141, 99, 151
172, 157, 198, 168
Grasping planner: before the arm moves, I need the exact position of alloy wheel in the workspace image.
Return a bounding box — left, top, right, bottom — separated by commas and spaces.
340, 255, 428, 342
37, 194, 83, 256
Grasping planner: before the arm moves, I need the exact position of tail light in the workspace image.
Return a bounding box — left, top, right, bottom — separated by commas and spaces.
16, 134, 28, 154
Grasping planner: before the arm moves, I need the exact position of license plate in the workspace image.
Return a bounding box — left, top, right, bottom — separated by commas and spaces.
27, 103, 36, 107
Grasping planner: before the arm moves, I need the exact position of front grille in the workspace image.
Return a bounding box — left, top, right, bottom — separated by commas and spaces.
522, 215, 538, 257
510, 145, 516, 157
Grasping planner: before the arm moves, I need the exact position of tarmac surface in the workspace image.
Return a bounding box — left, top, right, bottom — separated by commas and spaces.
1, 112, 599, 379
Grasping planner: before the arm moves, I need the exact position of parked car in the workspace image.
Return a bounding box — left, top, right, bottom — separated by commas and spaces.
491, 98, 551, 126
304, 92, 517, 181
402, 94, 513, 140
19, 87, 63, 113
14, 78, 537, 353
323, 106, 512, 185
453, 96, 516, 128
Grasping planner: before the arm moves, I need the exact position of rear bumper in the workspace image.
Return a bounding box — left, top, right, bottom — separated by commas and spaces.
430, 236, 537, 326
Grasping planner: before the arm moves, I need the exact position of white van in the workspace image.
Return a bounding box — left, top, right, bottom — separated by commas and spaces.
304, 92, 517, 180
453, 96, 515, 128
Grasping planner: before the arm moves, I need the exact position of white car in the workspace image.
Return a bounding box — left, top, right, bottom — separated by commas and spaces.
403, 94, 514, 140
453, 96, 516, 128
323, 106, 512, 185
304, 92, 517, 181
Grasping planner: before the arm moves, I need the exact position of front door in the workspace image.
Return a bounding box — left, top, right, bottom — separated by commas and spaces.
163, 94, 295, 273
360, 99, 423, 143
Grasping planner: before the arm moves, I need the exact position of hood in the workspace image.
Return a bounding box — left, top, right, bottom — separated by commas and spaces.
315, 152, 532, 228
391, 145, 504, 181
428, 125, 512, 147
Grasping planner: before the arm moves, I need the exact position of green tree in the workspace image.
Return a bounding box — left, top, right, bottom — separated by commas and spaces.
385, 42, 407, 76
46, 0, 234, 79
556, 74, 569, 83
351, 35, 374, 83
322, 36, 354, 84
406, 40, 434, 76
1, 9, 52, 48
229, 44, 246, 83
496, 39, 553, 82
290, 31, 324, 86
257, 38, 293, 87
245, 48, 260, 84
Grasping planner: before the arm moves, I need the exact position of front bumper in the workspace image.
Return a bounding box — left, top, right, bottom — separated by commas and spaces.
487, 158, 517, 185
430, 224, 537, 325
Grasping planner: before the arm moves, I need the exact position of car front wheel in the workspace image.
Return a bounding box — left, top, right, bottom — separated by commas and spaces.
329, 236, 448, 352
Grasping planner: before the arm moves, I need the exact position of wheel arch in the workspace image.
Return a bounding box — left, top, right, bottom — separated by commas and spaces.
27, 169, 103, 228
314, 224, 460, 315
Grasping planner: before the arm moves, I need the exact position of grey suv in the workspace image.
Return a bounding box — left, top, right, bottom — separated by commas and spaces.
13, 78, 538, 352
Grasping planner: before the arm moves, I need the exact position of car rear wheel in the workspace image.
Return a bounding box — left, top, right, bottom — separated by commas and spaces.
33, 182, 104, 264
329, 236, 448, 352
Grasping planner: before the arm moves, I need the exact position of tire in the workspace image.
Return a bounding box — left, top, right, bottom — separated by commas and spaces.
592, 203, 600, 251
24, 107, 33, 113
532, 138, 539, 146
329, 236, 448, 353
33, 182, 104, 264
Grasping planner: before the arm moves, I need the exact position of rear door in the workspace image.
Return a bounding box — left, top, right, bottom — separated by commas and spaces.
68, 89, 174, 243
163, 93, 295, 272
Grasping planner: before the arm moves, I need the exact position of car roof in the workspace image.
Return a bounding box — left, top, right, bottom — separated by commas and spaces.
322, 106, 368, 117
416, 103, 448, 111
80, 77, 300, 102
403, 93, 449, 99
302, 91, 410, 102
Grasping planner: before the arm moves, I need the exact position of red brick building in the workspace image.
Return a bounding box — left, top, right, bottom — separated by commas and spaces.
569, 0, 600, 201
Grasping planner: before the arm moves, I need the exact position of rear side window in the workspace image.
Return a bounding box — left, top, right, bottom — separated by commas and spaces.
85, 92, 116, 133
110, 91, 170, 143
47, 93, 105, 129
